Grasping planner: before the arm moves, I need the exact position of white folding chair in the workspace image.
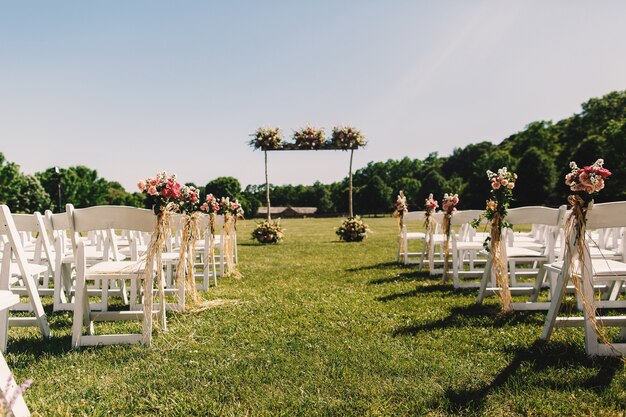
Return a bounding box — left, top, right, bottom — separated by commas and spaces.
397, 211, 426, 265
0, 290, 30, 416
541, 201, 626, 356
476, 206, 566, 309
0, 205, 51, 346
449, 210, 488, 288
67, 205, 161, 347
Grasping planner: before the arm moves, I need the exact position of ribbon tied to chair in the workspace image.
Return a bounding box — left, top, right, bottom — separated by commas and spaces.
491, 211, 512, 313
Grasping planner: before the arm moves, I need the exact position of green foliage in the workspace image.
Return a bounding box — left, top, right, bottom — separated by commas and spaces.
205, 176, 241, 199
514, 147, 557, 207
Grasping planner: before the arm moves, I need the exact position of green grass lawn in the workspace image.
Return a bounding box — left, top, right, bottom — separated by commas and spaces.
8, 217, 626, 416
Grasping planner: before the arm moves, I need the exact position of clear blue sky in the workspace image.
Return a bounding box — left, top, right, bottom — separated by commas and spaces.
1, 1, 625, 191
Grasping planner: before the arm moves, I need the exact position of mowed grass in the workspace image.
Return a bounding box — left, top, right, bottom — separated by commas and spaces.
7, 217, 626, 416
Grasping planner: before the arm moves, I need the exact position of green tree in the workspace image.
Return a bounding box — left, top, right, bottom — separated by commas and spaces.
205, 177, 241, 199
356, 175, 393, 214
514, 147, 557, 207
6, 175, 52, 213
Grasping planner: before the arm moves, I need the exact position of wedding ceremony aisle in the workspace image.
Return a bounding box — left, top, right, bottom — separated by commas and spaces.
8, 217, 626, 416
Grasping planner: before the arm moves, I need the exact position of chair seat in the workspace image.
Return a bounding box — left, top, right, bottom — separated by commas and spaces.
546, 259, 626, 277
10, 262, 48, 276
456, 241, 484, 251
506, 246, 544, 258
86, 261, 146, 277
405, 232, 426, 239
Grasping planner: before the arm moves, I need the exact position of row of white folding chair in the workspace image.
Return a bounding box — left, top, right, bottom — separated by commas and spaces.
0, 205, 51, 351
397, 211, 445, 270
476, 206, 566, 310
541, 201, 626, 356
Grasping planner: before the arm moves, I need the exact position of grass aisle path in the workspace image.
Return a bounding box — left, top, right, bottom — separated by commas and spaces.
8, 218, 626, 416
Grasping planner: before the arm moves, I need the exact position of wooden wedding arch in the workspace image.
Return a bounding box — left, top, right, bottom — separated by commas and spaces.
260, 146, 360, 220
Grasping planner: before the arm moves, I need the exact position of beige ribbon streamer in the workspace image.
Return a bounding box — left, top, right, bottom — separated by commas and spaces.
491, 212, 512, 313
176, 212, 201, 309
424, 213, 435, 261
142, 203, 173, 345
223, 213, 241, 278
441, 212, 452, 283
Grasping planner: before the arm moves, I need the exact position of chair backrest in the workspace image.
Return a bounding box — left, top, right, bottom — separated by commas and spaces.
585, 201, 626, 230
0, 206, 35, 280
67, 205, 156, 254
450, 210, 484, 226
403, 211, 425, 222
506, 206, 565, 227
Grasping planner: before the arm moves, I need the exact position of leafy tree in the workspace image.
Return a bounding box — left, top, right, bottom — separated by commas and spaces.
513, 147, 557, 207
0, 153, 24, 209
355, 175, 393, 214
205, 177, 241, 199
6, 175, 52, 213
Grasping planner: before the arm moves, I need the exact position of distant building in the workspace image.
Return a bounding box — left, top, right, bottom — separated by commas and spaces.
256, 206, 318, 218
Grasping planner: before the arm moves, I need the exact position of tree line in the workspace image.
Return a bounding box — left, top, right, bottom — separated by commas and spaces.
1, 90, 624, 215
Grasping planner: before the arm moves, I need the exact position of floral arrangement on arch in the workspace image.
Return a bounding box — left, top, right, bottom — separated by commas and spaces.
336, 216, 370, 242
250, 127, 283, 150
252, 220, 285, 244
330, 126, 367, 150
137, 172, 182, 214
293, 126, 326, 149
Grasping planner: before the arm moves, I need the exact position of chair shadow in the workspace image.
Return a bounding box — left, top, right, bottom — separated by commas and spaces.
347, 261, 402, 272
368, 270, 431, 285
441, 340, 622, 415
392, 304, 545, 336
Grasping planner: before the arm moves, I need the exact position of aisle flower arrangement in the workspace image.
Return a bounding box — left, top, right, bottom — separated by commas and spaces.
252, 220, 285, 244
563, 159, 612, 347
137, 172, 182, 214
336, 216, 370, 242
330, 125, 367, 149
441, 193, 459, 282
249, 126, 283, 150
471, 167, 517, 313
293, 126, 326, 149
424, 193, 438, 258
393, 191, 408, 229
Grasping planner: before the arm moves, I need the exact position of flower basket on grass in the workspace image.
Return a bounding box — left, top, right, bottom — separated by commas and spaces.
336, 216, 370, 242
252, 220, 285, 244
293, 126, 326, 149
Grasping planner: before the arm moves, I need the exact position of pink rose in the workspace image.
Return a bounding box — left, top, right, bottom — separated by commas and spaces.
147, 186, 158, 196
452, 196, 459, 205
491, 181, 501, 190
162, 188, 171, 198
597, 167, 612, 179
595, 179, 605, 191
501, 179, 509, 186
507, 182, 515, 189
565, 173, 575, 185
137, 180, 146, 191
578, 171, 593, 187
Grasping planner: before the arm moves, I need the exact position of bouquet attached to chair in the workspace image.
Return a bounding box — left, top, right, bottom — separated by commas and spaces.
471, 168, 516, 313
441, 193, 459, 283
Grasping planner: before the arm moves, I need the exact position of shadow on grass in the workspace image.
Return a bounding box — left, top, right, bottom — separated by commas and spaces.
441, 340, 622, 415
392, 304, 545, 336
347, 261, 404, 272
369, 270, 431, 285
